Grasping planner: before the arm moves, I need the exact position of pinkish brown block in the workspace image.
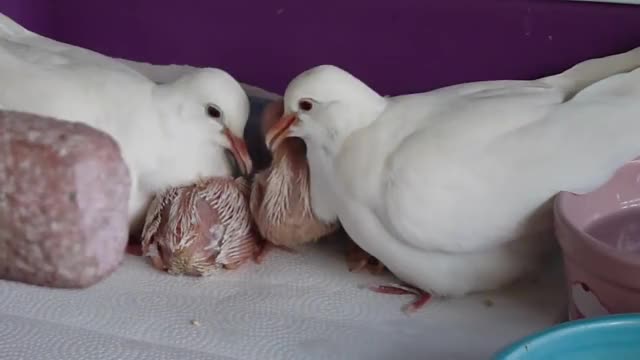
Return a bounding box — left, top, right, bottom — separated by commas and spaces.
0, 110, 130, 288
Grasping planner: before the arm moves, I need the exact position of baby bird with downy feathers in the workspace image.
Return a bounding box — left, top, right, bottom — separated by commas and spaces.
250, 100, 338, 253
141, 177, 260, 276
251, 100, 386, 274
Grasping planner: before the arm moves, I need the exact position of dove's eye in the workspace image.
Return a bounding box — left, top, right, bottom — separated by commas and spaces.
206, 104, 222, 120
298, 99, 313, 112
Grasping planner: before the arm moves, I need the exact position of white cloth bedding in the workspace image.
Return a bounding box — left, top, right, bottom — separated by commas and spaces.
0, 239, 566, 360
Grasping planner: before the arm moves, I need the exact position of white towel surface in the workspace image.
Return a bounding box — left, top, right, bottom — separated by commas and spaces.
0, 239, 566, 360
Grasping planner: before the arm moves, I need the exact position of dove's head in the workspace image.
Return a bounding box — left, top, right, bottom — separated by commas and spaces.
265, 65, 386, 155
156, 68, 252, 174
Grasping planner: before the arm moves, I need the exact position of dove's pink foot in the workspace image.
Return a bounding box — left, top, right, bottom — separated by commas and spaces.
369, 284, 432, 313
345, 240, 387, 275
254, 242, 297, 264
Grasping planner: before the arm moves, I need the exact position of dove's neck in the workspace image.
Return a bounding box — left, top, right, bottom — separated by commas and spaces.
304, 137, 341, 223
310, 98, 387, 165
339, 99, 386, 146
301, 95, 386, 224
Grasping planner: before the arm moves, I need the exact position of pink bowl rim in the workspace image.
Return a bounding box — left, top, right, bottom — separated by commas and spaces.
555, 191, 640, 268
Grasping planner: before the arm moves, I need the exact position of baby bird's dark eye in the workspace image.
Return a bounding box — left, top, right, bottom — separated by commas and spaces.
299, 99, 313, 112
206, 104, 222, 119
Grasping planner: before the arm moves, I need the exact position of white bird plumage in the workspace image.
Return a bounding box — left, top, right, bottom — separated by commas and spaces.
266, 47, 640, 299
0, 13, 252, 235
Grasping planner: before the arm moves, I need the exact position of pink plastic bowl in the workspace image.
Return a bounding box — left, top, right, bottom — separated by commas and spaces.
555, 160, 640, 321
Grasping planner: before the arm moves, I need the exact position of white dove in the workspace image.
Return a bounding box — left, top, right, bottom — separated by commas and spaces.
265, 47, 640, 312
0, 36, 252, 237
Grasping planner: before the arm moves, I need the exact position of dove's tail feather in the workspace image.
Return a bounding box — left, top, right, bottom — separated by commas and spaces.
542, 46, 640, 99
0, 12, 32, 38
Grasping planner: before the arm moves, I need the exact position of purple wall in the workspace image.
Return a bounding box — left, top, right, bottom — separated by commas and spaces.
1, 0, 640, 95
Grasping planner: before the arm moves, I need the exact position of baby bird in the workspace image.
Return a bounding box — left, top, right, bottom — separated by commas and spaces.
250, 100, 338, 258
141, 177, 259, 275
250, 100, 386, 275
251, 137, 338, 250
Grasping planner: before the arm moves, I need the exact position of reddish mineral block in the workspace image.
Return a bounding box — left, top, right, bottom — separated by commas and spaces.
0, 111, 131, 288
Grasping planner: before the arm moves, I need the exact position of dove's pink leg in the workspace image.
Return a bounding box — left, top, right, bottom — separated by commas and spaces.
368, 284, 432, 313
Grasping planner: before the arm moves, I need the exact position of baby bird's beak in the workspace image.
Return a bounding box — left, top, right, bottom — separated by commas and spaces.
224, 129, 252, 175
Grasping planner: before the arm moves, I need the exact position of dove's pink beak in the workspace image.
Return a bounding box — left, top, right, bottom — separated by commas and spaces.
224, 129, 252, 175
265, 113, 298, 151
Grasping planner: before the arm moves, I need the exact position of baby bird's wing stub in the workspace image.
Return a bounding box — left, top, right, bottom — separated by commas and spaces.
141, 189, 173, 254
208, 178, 259, 269
249, 172, 267, 220
140, 187, 181, 270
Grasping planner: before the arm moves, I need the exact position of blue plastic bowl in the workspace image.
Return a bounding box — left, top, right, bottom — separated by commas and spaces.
493, 314, 640, 360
